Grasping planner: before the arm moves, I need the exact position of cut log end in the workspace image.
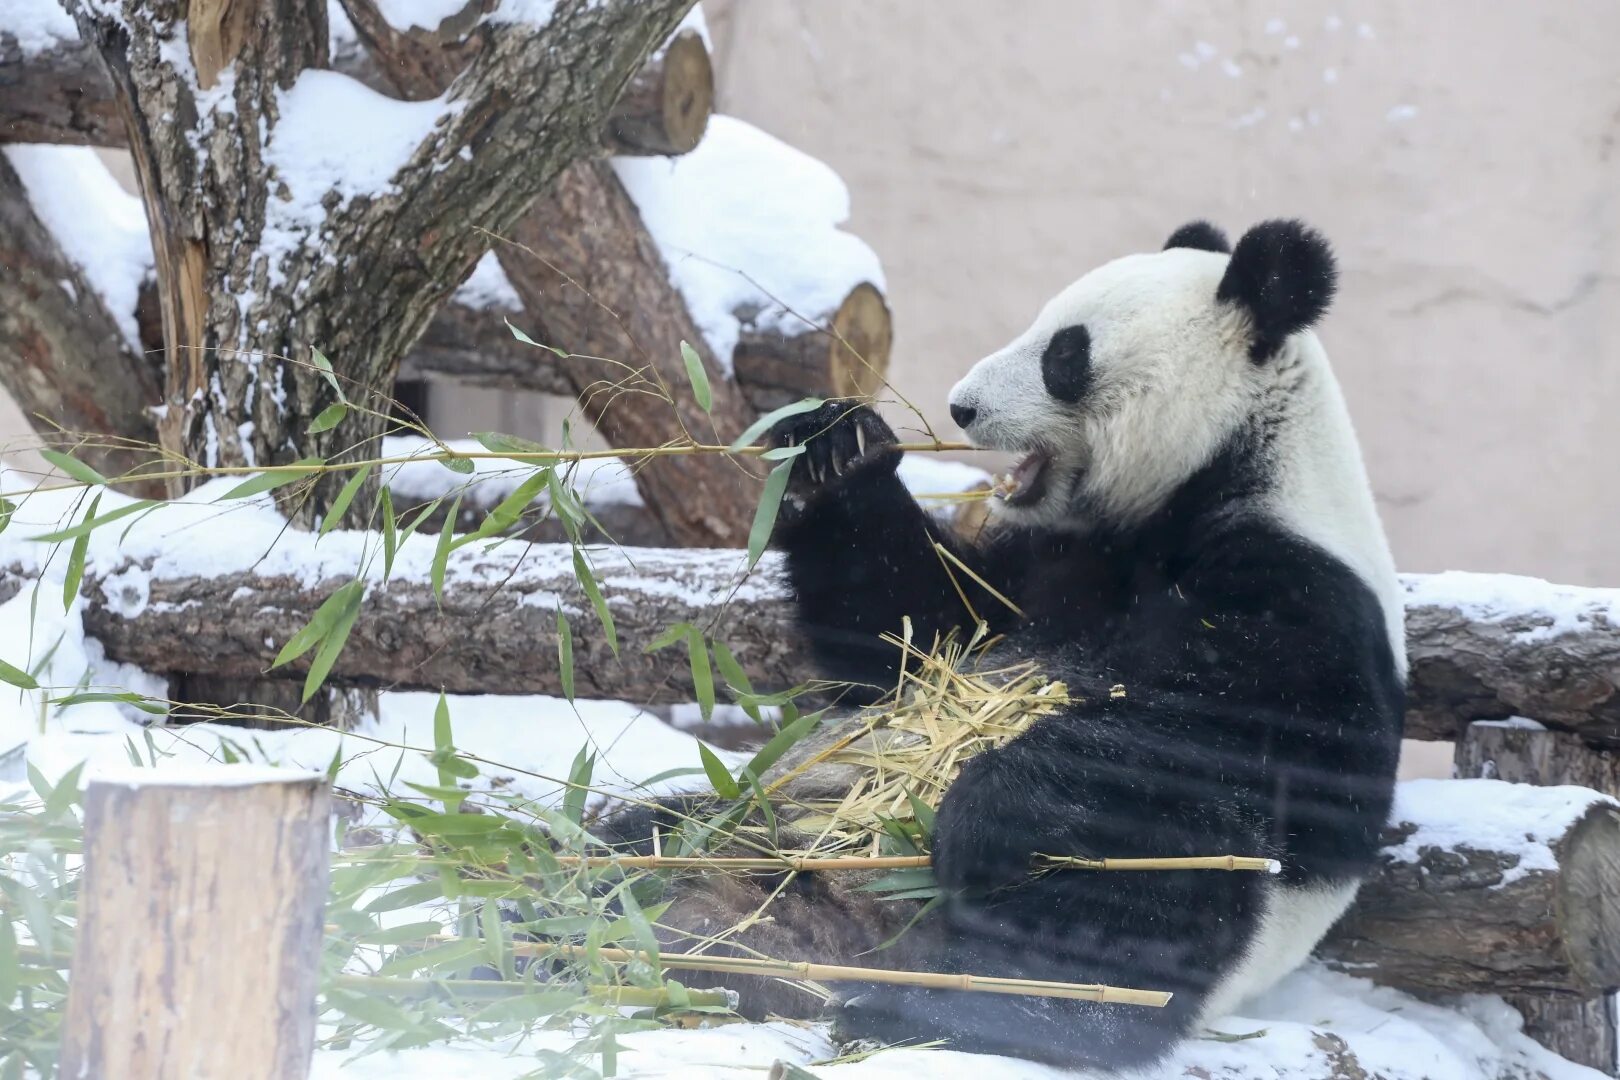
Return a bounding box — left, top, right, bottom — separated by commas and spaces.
1559, 802, 1620, 993
734, 282, 894, 411
605, 28, 714, 156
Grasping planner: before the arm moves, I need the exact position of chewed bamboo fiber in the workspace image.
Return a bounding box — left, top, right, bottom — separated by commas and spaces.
517, 943, 1172, 1008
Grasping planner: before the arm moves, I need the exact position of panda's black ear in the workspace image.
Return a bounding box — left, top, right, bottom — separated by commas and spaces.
1163, 221, 1230, 254
1216, 219, 1337, 361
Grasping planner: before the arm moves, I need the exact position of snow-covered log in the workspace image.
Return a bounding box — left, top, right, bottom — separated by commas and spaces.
1317, 779, 1620, 998
1403, 572, 1620, 745
1, 17, 712, 158
0, 148, 162, 489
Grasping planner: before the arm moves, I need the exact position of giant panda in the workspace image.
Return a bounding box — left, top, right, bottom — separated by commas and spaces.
756, 219, 1406, 1069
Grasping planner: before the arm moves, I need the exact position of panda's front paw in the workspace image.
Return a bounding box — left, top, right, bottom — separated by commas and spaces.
765, 401, 901, 501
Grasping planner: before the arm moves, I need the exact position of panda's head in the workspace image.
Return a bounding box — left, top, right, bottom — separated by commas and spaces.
948, 219, 1338, 530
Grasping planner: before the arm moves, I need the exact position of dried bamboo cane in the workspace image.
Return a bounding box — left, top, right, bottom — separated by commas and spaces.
547, 853, 1280, 874
519, 943, 1172, 1007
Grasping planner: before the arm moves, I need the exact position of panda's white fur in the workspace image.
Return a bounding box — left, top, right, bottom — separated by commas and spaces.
949, 247, 1406, 676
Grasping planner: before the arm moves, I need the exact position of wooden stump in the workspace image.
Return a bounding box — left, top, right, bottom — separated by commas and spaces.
733, 282, 895, 411
1454, 721, 1620, 1075
60, 767, 332, 1080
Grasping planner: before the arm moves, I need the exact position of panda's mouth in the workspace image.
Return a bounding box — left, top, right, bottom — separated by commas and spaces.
994, 449, 1053, 507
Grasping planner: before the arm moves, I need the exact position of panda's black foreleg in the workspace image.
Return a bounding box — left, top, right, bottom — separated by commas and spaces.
830, 707, 1268, 1069
766, 401, 1020, 696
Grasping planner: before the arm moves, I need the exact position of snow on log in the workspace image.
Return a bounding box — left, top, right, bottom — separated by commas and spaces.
1318, 779, 1620, 997
0, 9, 712, 158
1402, 572, 1620, 745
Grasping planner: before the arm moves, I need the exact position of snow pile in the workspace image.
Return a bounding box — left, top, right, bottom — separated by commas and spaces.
1383, 778, 1614, 885
372, 0, 472, 32
0, 0, 77, 55
1403, 570, 1620, 640
3, 146, 153, 348
380, 435, 643, 509
613, 115, 885, 371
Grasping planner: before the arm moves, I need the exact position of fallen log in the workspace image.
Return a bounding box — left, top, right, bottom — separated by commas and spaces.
3, 545, 1618, 747
1318, 778, 1620, 999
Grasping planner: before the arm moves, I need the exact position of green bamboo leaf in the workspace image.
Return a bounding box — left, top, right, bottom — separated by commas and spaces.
439, 455, 475, 475
472, 431, 547, 456
562, 746, 593, 827
760, 444, 807, 461
464, 469, 546, 542
63, 492, 100, 610
39, 448, 106, 486
643, 621, 691, 654
217, 457, 323, 501
744, 708, 821, 778
571, 548, 617, 656
319, 463, 373, 536
0, 497, 14, 535
29, 498, 155, 543
307, 401, 348, 434
746, 460, 793, 570
556, 609, 575, 703
0, 657, 38, 690
680, 340, 712, 413
273, 579, 364, 669
309, 348, 344, 401
51, 690, 166, 715
617, 881, 660, 966
698, 743, 740, 800
711, 641, 759, 722
905, 787, 937, 838
380, 487, 398, 579
302, 583, 363, 702
432, 493, 462, 605
686, 625, 714, 723
729, 397, 825, 451
504, 319, 567, 356
742, 766, 777, 846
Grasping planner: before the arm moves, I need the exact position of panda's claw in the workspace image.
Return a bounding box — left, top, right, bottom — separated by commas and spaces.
855, 424, 867, 458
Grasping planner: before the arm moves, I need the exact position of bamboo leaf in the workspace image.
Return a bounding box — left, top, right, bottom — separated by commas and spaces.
63, 492, 100, 610
760, 444, 807, 461
643, 621, 691, 654
0, 658, 38, 690
746, 460, 793, 570
729, 397, 825, 451
571, 548, 617, 656
302, 583, 363, 702
0, 498, 13, 535
472, 431, 547, 456
380, 487, 398, 579
905, 788, 937, 838
711, 641, 759, 722
744, 708, 821, 778
556, 609, 575, 703
217, 457, 323, 501
272, 579, 364, 669
562, 747, 593, 827
432, 493, 462, 605
39, 449, 106, 486
505, 319, 567, 356
319, 463, 372, 536
439, 455, 475, 475
686, 625, 714, 723
464, 469, 546, 542
680, 340, 712, 413
698, 743, 740, 800
310, 348, 345, 401
307, 401, 348, 434
28, 498, 155, 543
51, 690, 166, 715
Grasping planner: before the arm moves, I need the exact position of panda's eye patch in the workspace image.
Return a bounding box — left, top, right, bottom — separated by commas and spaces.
1041, 325, 1092, 403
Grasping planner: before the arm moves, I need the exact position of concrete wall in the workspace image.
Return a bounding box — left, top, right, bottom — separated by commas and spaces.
703, 0, 1620, 586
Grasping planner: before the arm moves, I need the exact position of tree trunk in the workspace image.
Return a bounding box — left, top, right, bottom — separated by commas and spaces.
0, 152, 162, 489
1455, 721, 1620, 1074
67, 0, 694, 525
1318, 787, 1620, 998
60, 768, 331, 1080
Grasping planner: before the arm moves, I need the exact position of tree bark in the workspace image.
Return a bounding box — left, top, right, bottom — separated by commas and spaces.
1404, 585, 1620, 746
0, 153, 162, 489
1454, 720, 1620, 1074
1317, 790, 1620, 998
60, 768, 331, 1080
66, 0, 694, 525
495, 159, 763, 546
0, 34, 123, 146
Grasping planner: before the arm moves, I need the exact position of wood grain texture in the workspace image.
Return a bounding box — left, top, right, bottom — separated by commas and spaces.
60, 772, 331, 1079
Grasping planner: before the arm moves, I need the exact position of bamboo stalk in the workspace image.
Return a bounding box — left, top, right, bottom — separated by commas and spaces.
547, 853, 1280, 874
522, 943, 1172, 1007
329, 973, 732, 1009
1037, 854, 1282, 874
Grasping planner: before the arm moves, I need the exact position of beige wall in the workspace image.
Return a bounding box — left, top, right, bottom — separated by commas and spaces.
705, 0, 1620, 586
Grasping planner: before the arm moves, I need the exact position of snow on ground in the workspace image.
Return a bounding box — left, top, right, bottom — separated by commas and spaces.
3, 146, 153, 348
1384, 778, 1614, 885
0, 0, 77, 55
613, 115, 885, 372
1403, 570, 1620, 640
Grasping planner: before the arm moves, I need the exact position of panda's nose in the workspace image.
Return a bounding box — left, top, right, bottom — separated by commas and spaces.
949, 403, 978, 431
